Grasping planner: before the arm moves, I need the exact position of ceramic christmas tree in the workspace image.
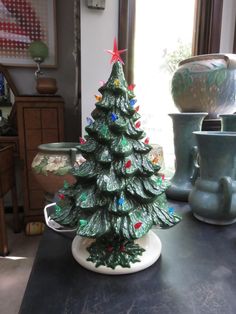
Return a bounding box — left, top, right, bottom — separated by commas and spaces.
49, 39, 181, 274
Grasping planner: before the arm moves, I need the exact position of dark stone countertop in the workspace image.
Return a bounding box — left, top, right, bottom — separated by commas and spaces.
19, 201, 236, 314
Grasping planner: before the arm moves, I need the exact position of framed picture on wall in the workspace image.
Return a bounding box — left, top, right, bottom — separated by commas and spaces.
0, 0, 56, 67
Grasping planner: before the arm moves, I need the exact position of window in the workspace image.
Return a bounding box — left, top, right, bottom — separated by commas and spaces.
119, 0, 225, 177
119, 0, 196, 176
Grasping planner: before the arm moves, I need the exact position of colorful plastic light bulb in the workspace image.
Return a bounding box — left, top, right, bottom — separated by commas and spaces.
86, 117, 93, 125
134, 222, 142, 229
95, 95, 102, 101
128, 84, 136, 91
130, 99, 137, 107
168, 207, 174, 215
117, 197, 124, 205
125, 160, 132, 168
111, 113, 118, 122
79, 137, 86, 144
135, 121, 141, 128
144, 137, 150, 144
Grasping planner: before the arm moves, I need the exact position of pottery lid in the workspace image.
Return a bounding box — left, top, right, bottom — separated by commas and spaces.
38, 142, 79, 152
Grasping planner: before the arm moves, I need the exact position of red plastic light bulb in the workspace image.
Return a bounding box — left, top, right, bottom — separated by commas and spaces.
134, 222, 142, 229
144, 137, 150, 144
128, 84, 136, 91
79, 137, 86, 144
120, 245, 125, 252
107, 245, 113, 252
125, 160, 132, 169
58, 193, 65, 200
135, 121, 141, 128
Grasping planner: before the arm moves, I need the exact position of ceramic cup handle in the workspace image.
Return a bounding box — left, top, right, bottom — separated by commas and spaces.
70, 147, 78, 165
190, 146, 199, 184
219, 176, 232, 213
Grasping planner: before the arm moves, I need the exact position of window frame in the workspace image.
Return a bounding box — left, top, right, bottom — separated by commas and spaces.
119, 0, 224, 72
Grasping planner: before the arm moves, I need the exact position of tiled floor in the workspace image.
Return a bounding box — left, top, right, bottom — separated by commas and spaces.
0, 215, 41, 314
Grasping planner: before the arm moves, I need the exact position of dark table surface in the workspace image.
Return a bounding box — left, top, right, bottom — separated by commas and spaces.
19, 201, 236, 314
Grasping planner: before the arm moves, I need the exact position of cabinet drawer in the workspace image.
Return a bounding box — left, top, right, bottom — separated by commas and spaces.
24, 109, 41, 129
41, 109, 58, 128
15, 96, 65, 221
42, 129, 59, 143
28, 171, 42, 190
25, 130, 42, 150
26, 150, 38, 170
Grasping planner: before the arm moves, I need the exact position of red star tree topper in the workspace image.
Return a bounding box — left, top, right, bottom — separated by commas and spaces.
106, 38, 127, 64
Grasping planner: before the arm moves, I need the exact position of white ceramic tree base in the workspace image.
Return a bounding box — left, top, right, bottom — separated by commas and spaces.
71, 230, 162, 275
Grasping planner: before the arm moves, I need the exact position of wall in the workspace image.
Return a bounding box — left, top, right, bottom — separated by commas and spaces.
80, 0, 119, 134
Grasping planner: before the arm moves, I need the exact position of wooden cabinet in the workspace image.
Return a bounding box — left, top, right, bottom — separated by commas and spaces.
16, 96, 64, 222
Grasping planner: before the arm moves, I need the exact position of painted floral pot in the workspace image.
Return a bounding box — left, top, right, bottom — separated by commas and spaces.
220, 114, 236, 131
166, 113, 207, 201
189, 131, 236, 225
32, 142, 85, 199
171, 54, 236, 118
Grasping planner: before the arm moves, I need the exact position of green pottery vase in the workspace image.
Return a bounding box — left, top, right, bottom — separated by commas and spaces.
166, 113, 207, 201
172, 54, 236, 118
220, 114, 236, 131
189, 131, 236, 225
32, 142, 85, 201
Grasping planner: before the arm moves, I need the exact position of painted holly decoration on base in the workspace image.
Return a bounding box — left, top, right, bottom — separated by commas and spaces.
51, 40, 181, 270
87, 237, 145, 269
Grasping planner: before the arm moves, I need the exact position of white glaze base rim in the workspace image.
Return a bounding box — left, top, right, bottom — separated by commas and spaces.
71, 230, 162, 275
193, 213, 236, 225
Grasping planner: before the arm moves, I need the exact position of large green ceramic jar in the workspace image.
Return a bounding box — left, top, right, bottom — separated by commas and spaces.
172, 54, 236, 118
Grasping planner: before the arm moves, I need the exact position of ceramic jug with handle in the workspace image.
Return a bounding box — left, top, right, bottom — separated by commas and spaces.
166, 113, 207, 201
189, 131, 236, 225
